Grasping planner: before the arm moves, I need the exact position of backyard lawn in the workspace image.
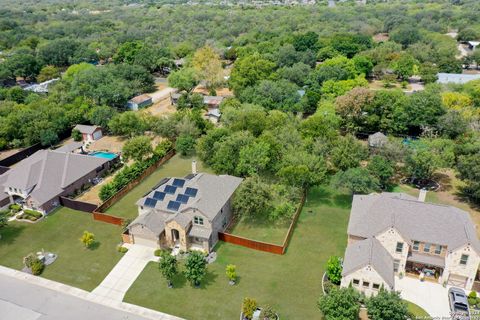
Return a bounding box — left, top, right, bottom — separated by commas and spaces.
0, 207, 123, 291
229, 216, 290, 244
124, 186, 351, 319
105, 154, 213, 219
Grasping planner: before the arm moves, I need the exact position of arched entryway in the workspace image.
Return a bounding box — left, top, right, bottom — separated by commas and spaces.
171, 229, 180, 244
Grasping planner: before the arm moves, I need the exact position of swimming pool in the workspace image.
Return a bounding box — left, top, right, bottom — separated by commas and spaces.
89, 151, 118, 160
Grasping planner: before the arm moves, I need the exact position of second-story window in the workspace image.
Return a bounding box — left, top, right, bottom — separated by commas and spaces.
194, 216, 204, 226
396, 242, 403, 253
460, 254, 469, 266
412, 241, 420, 251
424, 243, 431, 253
435, 245, 442, 255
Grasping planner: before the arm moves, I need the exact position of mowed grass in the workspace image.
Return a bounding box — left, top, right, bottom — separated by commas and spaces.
105, 154, 212, 219
0, 207, 123, 291
406, 301, 431, 318
229, 216, 290, 245
124, 186, 351, 320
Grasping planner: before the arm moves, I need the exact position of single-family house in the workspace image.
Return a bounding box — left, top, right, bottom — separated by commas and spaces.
127, 94, 153, 111
368, 132, 388, 148
126, 164, 242, 252
73, 125, 103, 143
0, 148, 116, 213
437, 73, 480, 85
341, 192, 480, 296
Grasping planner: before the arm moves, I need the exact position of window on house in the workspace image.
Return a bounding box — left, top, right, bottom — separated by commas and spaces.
460, 254, 469, 266
423, 243, 431, 253
194, 216, 204, 225
393, 259, 400, 272
412, 241, 420, 251
362, 281, 370, 288
222, 216, 227, 228
396, 242, 403, 253
352, 279, 360, 286
372, 283, 380, 290
435, 245, 442, 255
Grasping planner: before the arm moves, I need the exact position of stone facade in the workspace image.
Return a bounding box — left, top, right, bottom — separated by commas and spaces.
341, 265, 392, 297
375, 228, 409, 275
443, 245, 480, 290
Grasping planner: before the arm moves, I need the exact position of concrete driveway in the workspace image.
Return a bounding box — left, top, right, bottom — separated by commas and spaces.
89, 244, 157, 303
395, 276, 450, 317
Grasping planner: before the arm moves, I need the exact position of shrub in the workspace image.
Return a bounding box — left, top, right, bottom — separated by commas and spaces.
154, 249, 163, 257
31, 259, 45, 275
9, 204, 21, 212
80, 231, 95, 248
260, 305, 277, 320
325, 256, 343, 285
468, 291, 478, 306
226, 264, 237, 282
242, 297, 257, 320
72, 129, 82, 141
24, 209, 43, 219
117, 245, 128, 253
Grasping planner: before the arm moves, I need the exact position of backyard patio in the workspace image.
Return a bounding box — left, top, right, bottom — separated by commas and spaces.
124, 186, 351, 319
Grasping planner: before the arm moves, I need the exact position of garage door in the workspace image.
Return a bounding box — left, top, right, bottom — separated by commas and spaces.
133, 235, 158, 248
93, 131, 102, 140
448, 274, 468, 288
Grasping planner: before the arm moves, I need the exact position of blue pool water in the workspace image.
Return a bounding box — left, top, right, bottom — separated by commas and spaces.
89, 152, 118, 160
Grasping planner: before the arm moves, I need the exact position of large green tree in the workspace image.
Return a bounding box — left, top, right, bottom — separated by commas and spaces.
366, 289, 409, 320
318, 287, 360, 320
184, 251, 207, 287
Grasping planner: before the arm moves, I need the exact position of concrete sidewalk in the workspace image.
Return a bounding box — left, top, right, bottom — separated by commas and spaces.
89, 244, 157, 303
0, 265, 182, 320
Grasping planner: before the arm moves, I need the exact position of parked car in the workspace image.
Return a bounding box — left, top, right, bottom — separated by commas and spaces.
448, 287, 471, 320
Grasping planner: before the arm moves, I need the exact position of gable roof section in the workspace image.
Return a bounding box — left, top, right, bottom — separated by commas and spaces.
138, 173, 243, 221
73, 124, 101, 135
129, 94, 152, 104
128, 211, 165, 235
1, 150, 109, 206
348, 193, 480, 253
342, 237, 394, 288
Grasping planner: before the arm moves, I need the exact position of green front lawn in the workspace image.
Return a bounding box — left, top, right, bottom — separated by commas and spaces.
105, 154, 212, 219
0, 207, 123, 291
406, 301, 430, 318
124, 186, 351, 319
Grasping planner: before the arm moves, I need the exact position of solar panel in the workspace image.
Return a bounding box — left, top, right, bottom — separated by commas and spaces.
167, 200, 181, 211
164, 185, 177, 194
172, 178, 186, 188
153, 191, 166, 201
176, 194, 189, 204
185, 187, 198, 197
144, 198, 157, 208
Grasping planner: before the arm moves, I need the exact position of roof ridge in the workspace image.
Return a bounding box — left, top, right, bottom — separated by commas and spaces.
34, 151, 49, 190
61, 152, 70, 188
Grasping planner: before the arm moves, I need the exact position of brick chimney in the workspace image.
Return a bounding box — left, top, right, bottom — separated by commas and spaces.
192, 160, 197, 175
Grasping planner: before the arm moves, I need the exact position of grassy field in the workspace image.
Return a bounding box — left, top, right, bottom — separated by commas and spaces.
124, 186, 351, 320
0, 207, 123, 291
106, 154, 212, 219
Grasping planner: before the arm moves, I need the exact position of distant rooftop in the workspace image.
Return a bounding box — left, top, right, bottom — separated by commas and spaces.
437, 73, 480, 84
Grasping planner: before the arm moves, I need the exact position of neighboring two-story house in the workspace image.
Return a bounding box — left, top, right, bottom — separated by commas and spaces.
126, 171, 242, 252
341, 192, 480, 296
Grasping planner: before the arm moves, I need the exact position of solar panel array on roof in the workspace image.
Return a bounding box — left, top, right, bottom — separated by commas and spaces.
144, 198, 157, 208
164, 185, 177, 194
153, 191, 166, 201
176, 194, 189, 204
185, 187, 198, 197
167, 200, 181, 211
172, 178, 186, 188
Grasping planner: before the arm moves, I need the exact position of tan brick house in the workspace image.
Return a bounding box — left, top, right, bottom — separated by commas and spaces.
341, 193, 480, 296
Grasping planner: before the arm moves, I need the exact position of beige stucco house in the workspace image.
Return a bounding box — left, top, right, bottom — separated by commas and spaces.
126, 171, 242, 252
341, 192, 480, 296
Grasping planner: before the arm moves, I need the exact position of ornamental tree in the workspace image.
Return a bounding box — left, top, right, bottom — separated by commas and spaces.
184, 251, 207, 287
318, 287, 360, 320
325, 256, 343, 285
80, 231, 95, 249
366, 289, 408, 320
159, 253, 178, 288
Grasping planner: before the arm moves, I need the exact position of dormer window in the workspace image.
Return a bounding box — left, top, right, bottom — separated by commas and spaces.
194, 216, 204, 226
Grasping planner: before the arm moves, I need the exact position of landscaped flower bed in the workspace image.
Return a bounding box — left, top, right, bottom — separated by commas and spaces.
17, 209, 43, 221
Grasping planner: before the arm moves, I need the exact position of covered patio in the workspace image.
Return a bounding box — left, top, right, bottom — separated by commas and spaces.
405, 252, 444, 283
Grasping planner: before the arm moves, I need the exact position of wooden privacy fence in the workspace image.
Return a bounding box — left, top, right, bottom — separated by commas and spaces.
92, 150, 176, 225
0, 143, 42, 167
218, 191, 306, 255
59, 197, 97, 213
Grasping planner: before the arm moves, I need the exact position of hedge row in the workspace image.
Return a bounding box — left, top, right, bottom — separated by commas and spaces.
99, 140, 173, 202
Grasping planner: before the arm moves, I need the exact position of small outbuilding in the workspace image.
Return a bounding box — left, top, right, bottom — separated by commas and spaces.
127, 94, 153, 111
206, 108, 221, 124
73, 125, 103, 143
368, 132, 388, 148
